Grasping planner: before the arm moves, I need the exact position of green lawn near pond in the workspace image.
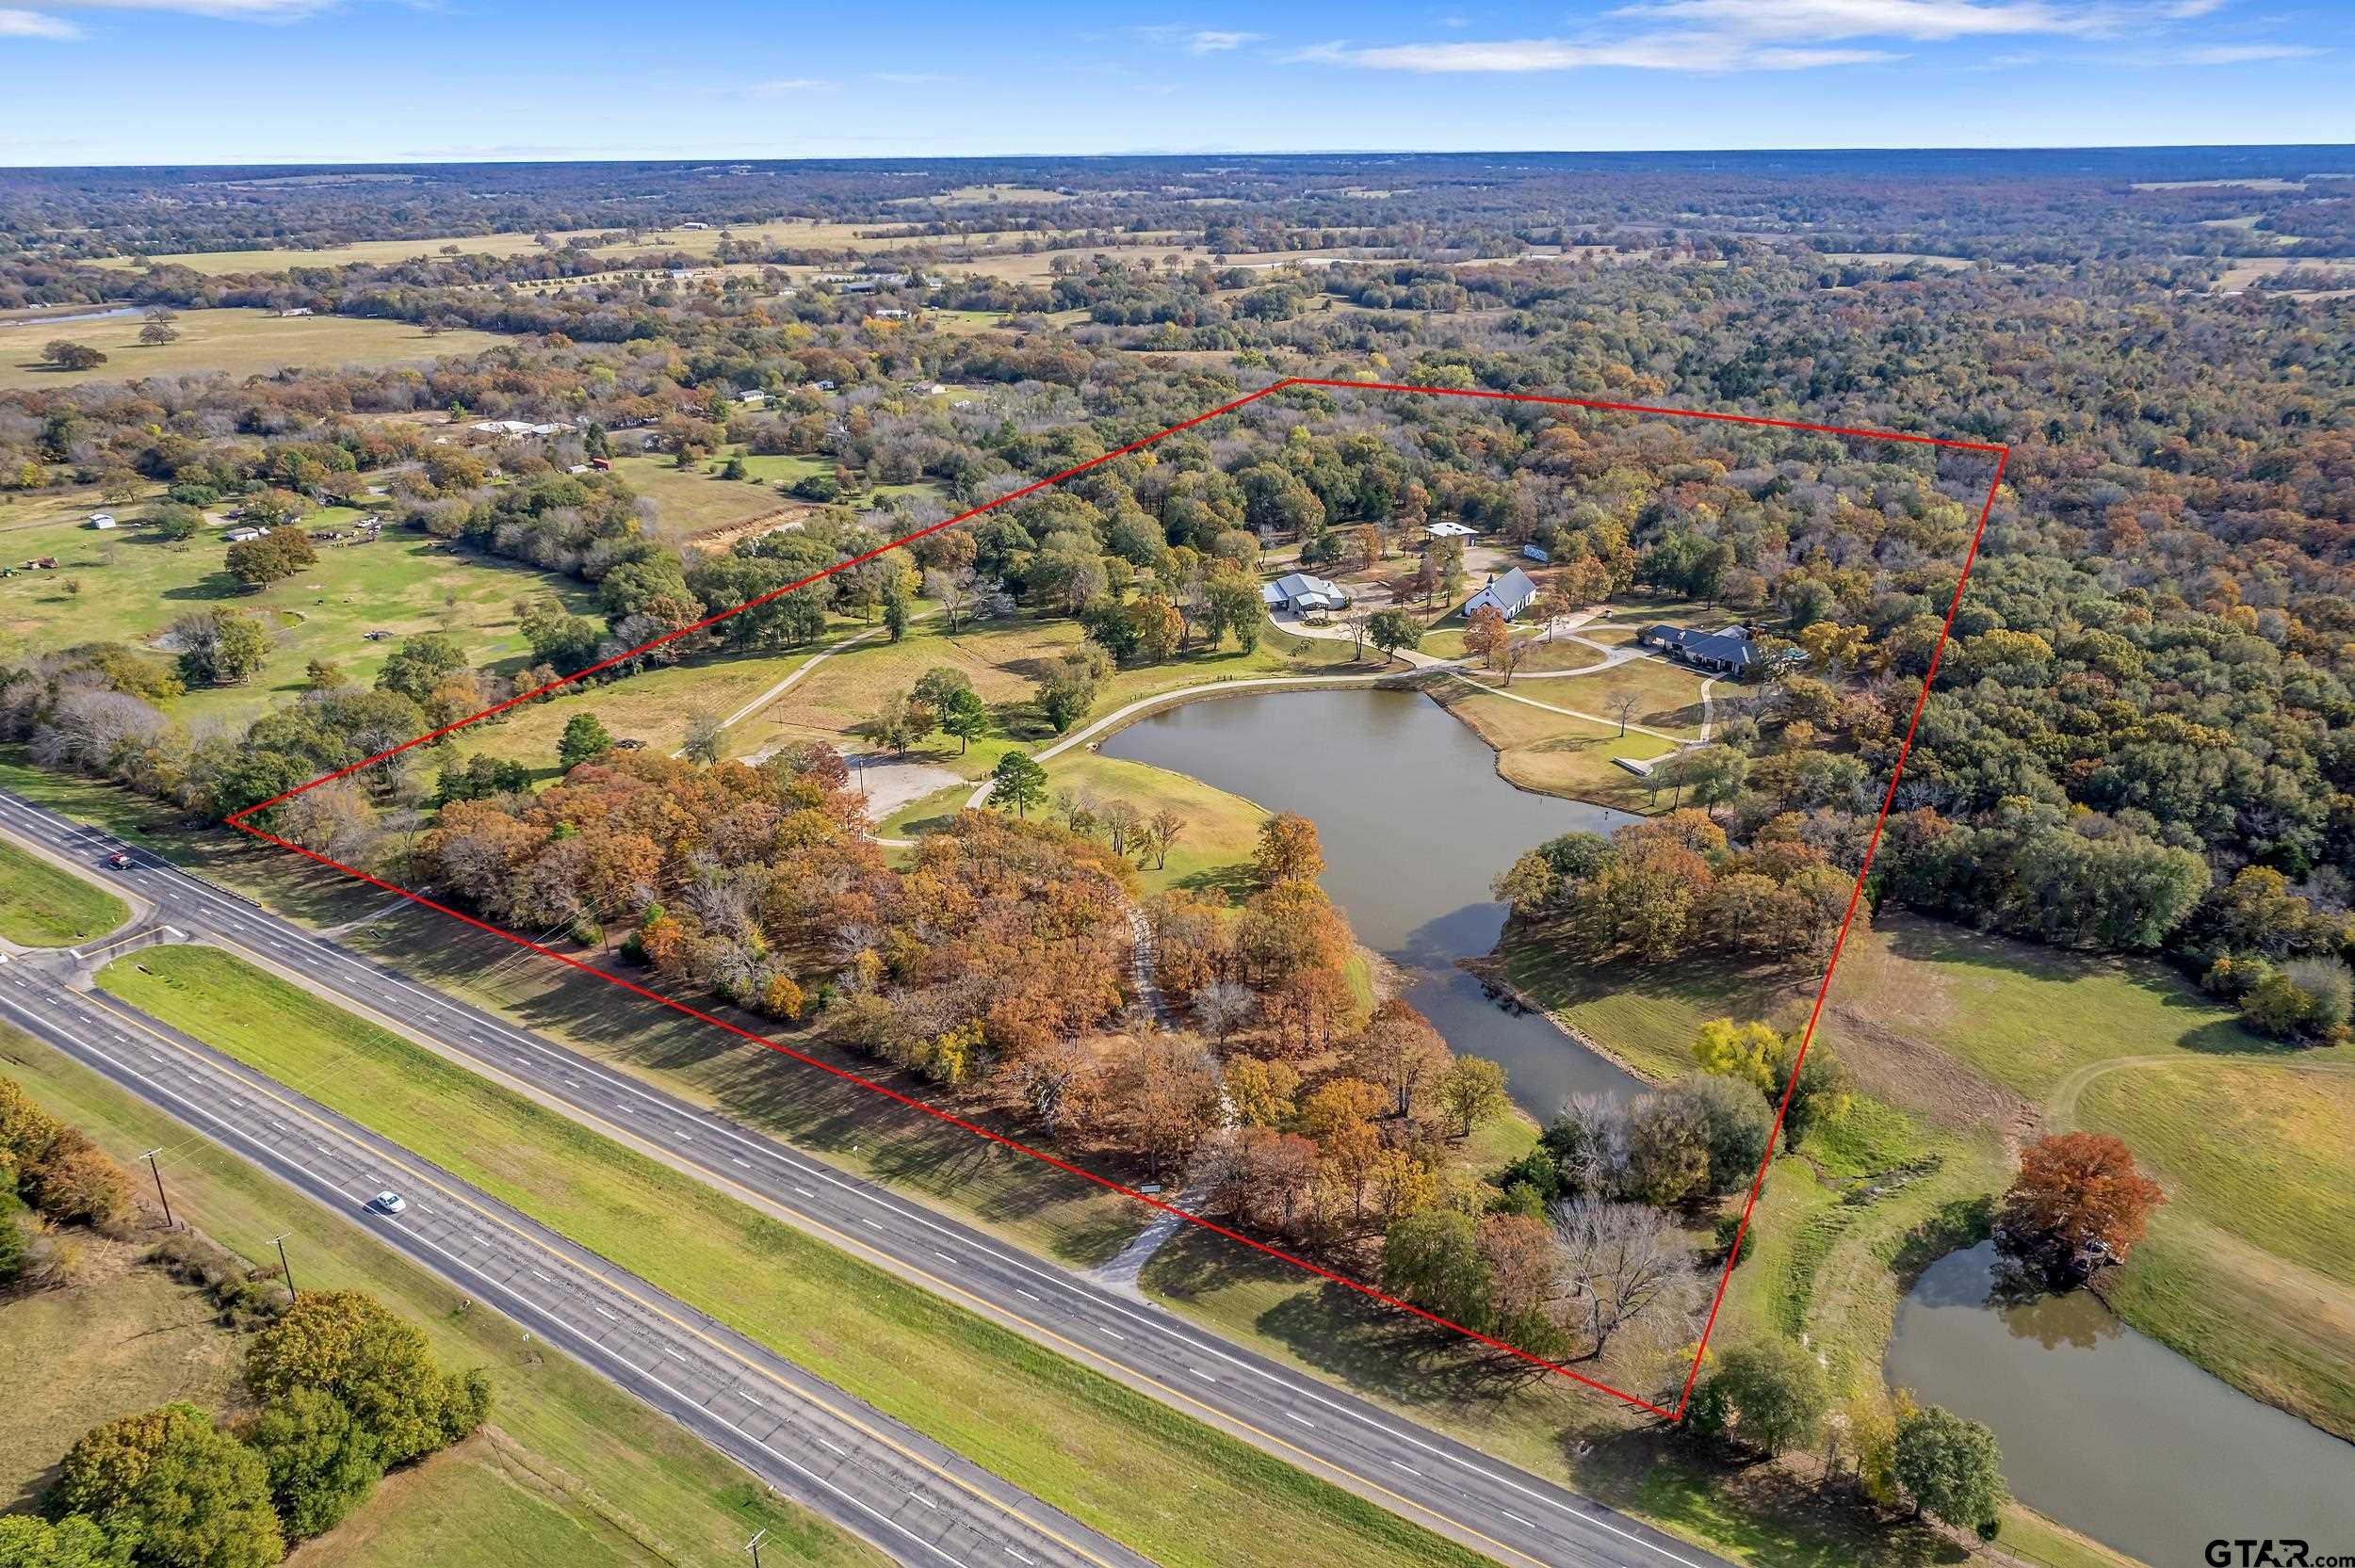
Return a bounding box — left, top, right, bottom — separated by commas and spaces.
95, 945, 1495, 1568
0, 1024, 882, 1568
0, 837, 128, 946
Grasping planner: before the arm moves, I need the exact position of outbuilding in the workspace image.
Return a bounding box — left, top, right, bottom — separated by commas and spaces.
1462, 567, 1542, 622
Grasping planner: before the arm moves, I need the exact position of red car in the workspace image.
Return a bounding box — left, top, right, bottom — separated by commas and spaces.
106, 851, 134, 870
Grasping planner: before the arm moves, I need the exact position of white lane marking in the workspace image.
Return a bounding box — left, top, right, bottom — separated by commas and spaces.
663, 1347, 689, 1363
1015, 1288, 1042, 1302
1005, 1550, 1034, 1565
8, 809, 1691, 1566
733, 1157, 753, 1168
1283, 1411, 1314, 1429
593, 1305, 620, 1322
529, 1268, 553, 1283
860, 1218, 885, 1231
934, 1251, 957, 1263
1389, 1460, 1421, 1477
820, 1438, 847, 1457
910, 1493, 936, 1511
1502, 1510, 1535, 1529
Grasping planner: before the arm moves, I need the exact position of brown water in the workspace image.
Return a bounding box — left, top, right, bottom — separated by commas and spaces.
1888, 1243, 2355, 1566
1099, 685, 1642, 1115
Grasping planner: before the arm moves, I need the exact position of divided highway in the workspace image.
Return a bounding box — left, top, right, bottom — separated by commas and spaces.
0, 786, 1736, 1568
0, 944, 1145, 1568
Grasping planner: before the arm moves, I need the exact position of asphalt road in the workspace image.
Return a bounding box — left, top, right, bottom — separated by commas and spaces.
0, 787, 1737, 1568
0, 946, 1146, 1568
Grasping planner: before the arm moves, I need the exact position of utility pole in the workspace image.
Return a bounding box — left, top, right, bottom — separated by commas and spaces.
743, 1528, 768, 1568
139, 1148, 174, 1229
270, 1234, 298, 1303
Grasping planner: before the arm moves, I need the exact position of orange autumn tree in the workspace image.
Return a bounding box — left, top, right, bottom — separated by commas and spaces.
1996, 1131, 2166, 1285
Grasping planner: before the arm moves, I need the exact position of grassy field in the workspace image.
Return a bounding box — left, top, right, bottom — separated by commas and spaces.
94, 945, 1497, 1568
602, 453, 811, 540
0, 1231, 247, 1512
0, 836, 128, 946
723, 610, 1370, 778
0, 308, 512, 389
1036, 750, 1265, 899
0, 1025, 881, 1568
1, 516, 598, 729
1502, 903, 2355, 1439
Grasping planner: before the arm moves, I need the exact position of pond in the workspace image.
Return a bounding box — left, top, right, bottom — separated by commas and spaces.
1099, 685, 1642, 1116
1887, 1242, 2355, 1566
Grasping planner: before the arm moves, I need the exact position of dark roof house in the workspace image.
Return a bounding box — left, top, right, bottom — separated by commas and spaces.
1640, 623, 1758, 674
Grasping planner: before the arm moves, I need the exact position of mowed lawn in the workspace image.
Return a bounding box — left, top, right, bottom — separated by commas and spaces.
0, 508, 596, 727
1, 1025, 880, 1568
1428, 680, 1683, 813
0, 837, 127, 946
95, 946, 1493, 1568
0, 308, 511, 389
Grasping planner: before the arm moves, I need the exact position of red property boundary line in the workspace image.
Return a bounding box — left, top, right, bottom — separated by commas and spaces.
226, 378, 2010, 1422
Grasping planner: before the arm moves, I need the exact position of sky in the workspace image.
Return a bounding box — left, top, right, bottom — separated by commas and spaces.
1, 0, 2350, 166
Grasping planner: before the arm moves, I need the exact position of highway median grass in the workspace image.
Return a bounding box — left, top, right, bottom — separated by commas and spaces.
0, 835, 129, 946
0, 1022, 880, 1568
95, 944, 1495, 1568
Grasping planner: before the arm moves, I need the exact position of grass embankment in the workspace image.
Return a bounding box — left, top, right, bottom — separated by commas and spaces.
95, 945, 1496, 1568
1429, 681, 1683, 812
0, 836, 128, 946
0, 309, 512, 390
0, 1024, 879, 1568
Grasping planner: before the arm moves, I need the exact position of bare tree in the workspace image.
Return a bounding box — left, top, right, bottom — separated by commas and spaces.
922, 565, 976, 633
1550, 1198, 1697, 1361
1192, 978, 1257, 1043
1605, 689, 1642, 737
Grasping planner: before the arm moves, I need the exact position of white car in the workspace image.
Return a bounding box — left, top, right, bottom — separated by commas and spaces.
370, 1191, 408, 1215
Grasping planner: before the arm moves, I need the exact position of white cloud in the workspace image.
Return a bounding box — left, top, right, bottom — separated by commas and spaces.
2170, 41, 2319, 61
55, 0, 333, 17
1293, 1, 2279, 74
738, 77, 838, 96
1611, 0, 2111, 42
1185, 28, 1259, 53
1293, 34, 1892, 71
0, 7, 80, 36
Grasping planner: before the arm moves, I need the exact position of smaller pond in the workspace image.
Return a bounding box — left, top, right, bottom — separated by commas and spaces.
1887, 1242, 2355, 1567
1100, 686, 1643, 1116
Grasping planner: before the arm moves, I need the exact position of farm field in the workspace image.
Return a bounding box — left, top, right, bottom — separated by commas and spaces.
0, 1025, 882, 1568
89, 221, 1201, 279
0, 835, 128, 946
0, 307, 511, 388
95, 945, 1497, 1568
0, 501, 597, 727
